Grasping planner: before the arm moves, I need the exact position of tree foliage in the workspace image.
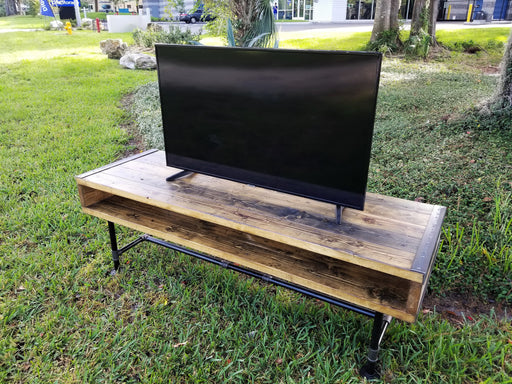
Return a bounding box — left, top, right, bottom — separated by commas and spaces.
202, 0, 277, 48
165, 0, 186, 19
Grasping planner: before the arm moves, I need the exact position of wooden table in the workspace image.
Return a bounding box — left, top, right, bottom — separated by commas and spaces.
76, 149, 446, 378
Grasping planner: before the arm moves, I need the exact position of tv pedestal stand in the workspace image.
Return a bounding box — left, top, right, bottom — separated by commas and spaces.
76, 150, 445, 380
336, 204, 344, 225
166, 170, 194, 182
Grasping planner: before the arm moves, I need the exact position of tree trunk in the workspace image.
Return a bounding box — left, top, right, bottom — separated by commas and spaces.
389, 0, 400, 30
410, 0, 439, 41
371, 0, 400, 42
410, 0, 428, 37
495, 29, 512, 108
5, 0, 18, 15
371, 0, 389, 42
427, 0, 439, 42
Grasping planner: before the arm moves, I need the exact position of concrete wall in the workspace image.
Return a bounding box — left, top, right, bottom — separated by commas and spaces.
107, 14, 151, 32
143, 0, 165, 19
314, 0, 348, 21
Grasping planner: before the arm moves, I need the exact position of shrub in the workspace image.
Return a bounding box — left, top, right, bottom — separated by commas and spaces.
366, 28, 402, 55
26, 0, 39, 16
443, 39, 484, 54
404, 29, 431, 58
130, 82, 164, 149
132, 26, 201, 48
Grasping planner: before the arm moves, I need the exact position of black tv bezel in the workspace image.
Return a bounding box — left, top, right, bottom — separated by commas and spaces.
155, 44, 382, 211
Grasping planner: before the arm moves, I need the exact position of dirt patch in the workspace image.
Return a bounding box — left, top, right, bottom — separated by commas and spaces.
423, 293, 511, 325
480, 65, 501, 74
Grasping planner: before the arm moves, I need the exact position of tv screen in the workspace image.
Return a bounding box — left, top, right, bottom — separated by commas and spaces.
155, 44, 381, 211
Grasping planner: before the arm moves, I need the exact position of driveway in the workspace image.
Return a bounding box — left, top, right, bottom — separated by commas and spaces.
163, 20, 511, 37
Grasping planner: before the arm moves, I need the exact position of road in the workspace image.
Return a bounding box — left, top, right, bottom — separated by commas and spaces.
163, 20, 511, 38
1, 19, 509, 35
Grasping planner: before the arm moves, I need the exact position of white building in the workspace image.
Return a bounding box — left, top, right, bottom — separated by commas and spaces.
278, 0, 511, 22
144, 0, 195, 19
143, 0, 511, 22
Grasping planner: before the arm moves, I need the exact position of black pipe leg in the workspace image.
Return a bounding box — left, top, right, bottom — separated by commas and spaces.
108, 221, 120, 271
101, 225, 394, 377
360, 312, 392, 380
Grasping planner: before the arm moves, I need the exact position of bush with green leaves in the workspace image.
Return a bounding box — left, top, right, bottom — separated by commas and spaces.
132, 26, 201, 48
404, 29, 431, 58
130, 81, 163, 149
453, 39, 483, 54
365, 28, 402, 55
26, 0, 39, 16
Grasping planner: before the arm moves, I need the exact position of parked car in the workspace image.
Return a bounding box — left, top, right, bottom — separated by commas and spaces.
100, 4, 113, 12
179, 9, 215, 24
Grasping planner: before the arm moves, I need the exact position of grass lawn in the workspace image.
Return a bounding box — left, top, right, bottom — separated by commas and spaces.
0, 14, 55, 29
0, 17, 511, 383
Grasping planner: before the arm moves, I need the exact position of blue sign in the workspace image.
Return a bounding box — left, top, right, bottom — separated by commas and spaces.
50, 0, 80, 7
40, 0, 54, 16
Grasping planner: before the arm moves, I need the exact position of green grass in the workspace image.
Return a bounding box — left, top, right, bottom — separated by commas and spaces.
280, 31, 371, 51
280, 26, 511, 65
86, 12, 108, 21
0, 19, 511, 383
0, 30, 136, 65
436, 27, 511, 48
0, 15, 49, 29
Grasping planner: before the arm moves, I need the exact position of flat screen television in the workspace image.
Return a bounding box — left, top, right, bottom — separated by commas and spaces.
155, 44, 381, 212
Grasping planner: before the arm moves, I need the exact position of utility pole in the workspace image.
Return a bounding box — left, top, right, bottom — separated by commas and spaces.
74, 0, 82, 26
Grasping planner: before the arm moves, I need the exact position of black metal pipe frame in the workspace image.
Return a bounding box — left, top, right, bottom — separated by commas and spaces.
107, 221, 392, 379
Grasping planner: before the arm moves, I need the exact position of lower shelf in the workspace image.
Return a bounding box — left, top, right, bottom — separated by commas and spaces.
84, 195, 422, 322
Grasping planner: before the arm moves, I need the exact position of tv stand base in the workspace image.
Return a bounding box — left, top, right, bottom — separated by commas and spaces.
166, 170, 194, 182
107, 220, 392, 380
336, 204, 345, 224
75, 150, 446, 382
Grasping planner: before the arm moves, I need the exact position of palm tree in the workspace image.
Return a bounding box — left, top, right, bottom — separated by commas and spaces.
203, 0, 278, 48
230, 0, 277, 47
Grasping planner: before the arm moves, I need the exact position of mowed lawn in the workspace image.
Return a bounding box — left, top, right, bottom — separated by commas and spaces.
0, 17, 511, 383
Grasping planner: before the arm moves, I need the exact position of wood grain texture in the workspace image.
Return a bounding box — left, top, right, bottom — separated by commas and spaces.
77, 184, 113, 207
76, 150, 446, 322
84, 195, 421, 322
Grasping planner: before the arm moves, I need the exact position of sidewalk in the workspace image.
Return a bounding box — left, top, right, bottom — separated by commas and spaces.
276, 20, 511, 39
277, 20, 512, 32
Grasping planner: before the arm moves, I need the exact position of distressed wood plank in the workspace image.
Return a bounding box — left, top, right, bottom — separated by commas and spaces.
136, 150, 435, 225
76, 150, 446, 323
110, 159, 429, 239
79, 172, 422, 280
77, 184, 113, 207
75, 149, 159, 179
85, 195, 421, 322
